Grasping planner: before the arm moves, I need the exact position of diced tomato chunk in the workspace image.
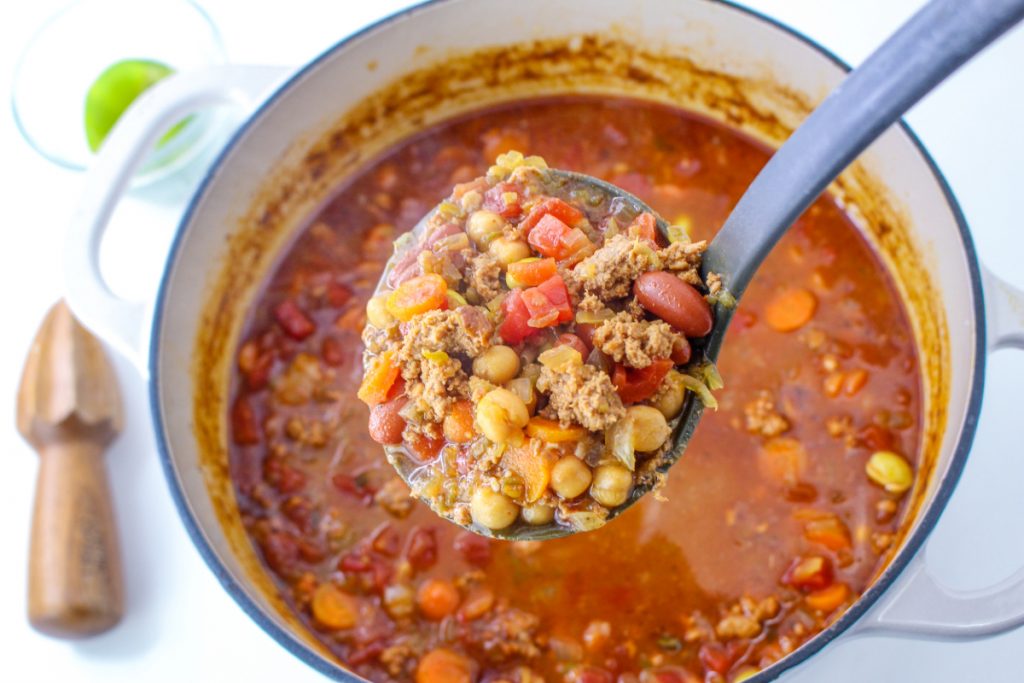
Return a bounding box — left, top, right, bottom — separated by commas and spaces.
520, 197, 584, 235
331, 473, 377, 504
498, 289, 538, 344
612, 359, 673, 404
535, 275, 573, 323
507, 257, 557, 287
274, 299, 316, 340
483, 181, 522, 218
698, 643, 735, 676
528, 214, 592, 260
521, 287, 560, 328
630, 211, 661, 246
325, 281, 353, 308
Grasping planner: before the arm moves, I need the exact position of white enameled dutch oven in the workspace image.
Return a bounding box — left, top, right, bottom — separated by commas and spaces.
63, 1, 1024, 680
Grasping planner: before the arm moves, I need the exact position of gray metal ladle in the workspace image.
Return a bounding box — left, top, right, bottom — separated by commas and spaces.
385, 0, 1024, 539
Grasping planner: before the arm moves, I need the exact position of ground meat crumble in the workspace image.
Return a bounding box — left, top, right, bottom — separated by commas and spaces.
591, 311, 680, 368
536, 363, 625, 431
744, 390, 791, 437
568, 234, 656, 300
661, 239, 708, 286
468, 252, 503, 301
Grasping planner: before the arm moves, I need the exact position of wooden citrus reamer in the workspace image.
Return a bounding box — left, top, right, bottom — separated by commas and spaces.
17, 300, 124, 637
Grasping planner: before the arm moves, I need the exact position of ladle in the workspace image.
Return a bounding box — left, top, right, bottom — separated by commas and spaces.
382, 0, 1024, 539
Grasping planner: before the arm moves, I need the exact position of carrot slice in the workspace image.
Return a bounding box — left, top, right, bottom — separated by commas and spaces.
443, 400, 477, 443
416, 578, 460, 620
763, 287, 817, 332
502, 444, 556, 502
507, 257, 557, 287
416, 648, 476, 683
805, 582, 850, 612
386, 273, 448, 322
311, 583, 358, 630
803, 515, 852, 551
525, 416, 586, 443
357, 349, 399, 406
758, 437, 808, 486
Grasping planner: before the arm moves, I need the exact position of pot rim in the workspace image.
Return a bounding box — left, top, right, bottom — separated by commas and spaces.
148, 1, 988, 680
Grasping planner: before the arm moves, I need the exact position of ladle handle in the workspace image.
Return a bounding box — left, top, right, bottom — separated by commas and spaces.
703, 0, 1024, 298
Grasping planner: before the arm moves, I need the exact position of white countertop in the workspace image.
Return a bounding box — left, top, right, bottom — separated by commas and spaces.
1, 1, 1022, 681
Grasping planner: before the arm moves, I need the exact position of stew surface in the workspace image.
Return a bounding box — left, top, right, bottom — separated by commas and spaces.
228, 97, 921, 683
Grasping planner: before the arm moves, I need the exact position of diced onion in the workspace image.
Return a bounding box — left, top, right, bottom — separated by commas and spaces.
434, 232, 470, 253
446, 290, 468, 309
422, 349, 449, 363
575, 308, 615, 324
605, 416, 636, 471
667, 224, 691, 244
680, 374, 719, 410
538, 345, 583, 371
505, 377, 535, 407
585, 347, 612, 373
485, 293, 507, 314
562, 509, 608, 532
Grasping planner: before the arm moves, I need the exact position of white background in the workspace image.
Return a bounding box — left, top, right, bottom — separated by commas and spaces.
1, 1, 1022, 681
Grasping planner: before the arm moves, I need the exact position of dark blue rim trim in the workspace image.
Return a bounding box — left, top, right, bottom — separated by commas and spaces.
148, 1, 988, 681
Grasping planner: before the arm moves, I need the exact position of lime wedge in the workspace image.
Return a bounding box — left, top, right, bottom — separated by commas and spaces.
84, 58, 184, 152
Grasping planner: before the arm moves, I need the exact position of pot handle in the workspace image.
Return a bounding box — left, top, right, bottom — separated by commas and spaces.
856, 265, 1024, 638
64, 65, 291, 370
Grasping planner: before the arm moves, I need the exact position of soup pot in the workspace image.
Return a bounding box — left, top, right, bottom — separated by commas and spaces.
64, 0, 1024, 680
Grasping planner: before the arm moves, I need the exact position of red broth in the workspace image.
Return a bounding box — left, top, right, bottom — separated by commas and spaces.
229, 97, 921, 682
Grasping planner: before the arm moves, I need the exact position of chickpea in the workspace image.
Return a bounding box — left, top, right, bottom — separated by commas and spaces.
650, 370, 686, 419
521, 503, 555, 526
470, 487, 520, 530
467, 210, 504, 246
866, 450, 914, 494
476, 388, 529, 443
627, 405, 672, 452
366, 295, 395, 329
590, 464, 633, 507
550, 455, 593, 499
473, 345, 521, 384
489, 237, 532, 267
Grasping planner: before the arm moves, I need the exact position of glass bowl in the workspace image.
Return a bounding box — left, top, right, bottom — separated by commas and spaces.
11, 0, 226, 184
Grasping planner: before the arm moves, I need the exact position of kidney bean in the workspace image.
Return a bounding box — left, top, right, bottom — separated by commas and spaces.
274, 298, 316, 340
260, 531, 300, 577
369, 398, 407, 445
670, 336, 691, 364
406, 527, 438, 570
633, 271, 713, 337
231, 395, 261, 445
556, 333, 590, 357
575, 323, 597, 349
453, 531, 492, 566
321, 335, 345, 367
